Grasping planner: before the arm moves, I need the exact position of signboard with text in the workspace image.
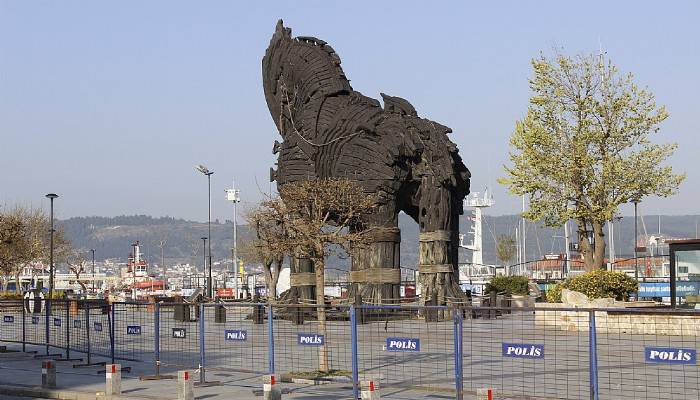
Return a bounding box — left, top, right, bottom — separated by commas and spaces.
639, 281, 700, 298
502, 343, 545, 359
297, 333, 324, 346
224, 330, 247, 341
172, 328, 186, 338
127, 325, 141, 335
386, 337, 420, 352
645, 347, 696, 364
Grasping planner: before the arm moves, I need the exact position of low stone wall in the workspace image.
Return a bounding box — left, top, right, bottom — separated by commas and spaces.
535, 304, 700, 336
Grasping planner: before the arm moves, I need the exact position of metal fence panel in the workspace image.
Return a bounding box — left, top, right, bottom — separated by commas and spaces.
202, 303, 269, 375
272, 304, 352, 378
68, 301, 89, 354
0, 300, 23, 345
23, 301, 47, 346
158, 303, 200, 372
112, 302, 154, 362
47, 300, 68, 351
86, 302, 113, 359
595, 309, 700, 399
356, 305, 456, 394
463, 307, 591, 400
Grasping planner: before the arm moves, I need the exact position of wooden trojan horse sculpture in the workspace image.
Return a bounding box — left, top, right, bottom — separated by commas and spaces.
262, 20, 470, 305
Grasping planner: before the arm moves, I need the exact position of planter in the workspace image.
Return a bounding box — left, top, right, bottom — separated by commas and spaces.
510, 295, 535, 308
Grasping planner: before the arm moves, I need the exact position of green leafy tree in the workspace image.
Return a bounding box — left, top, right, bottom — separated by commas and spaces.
495, 234, 517, 266
500, 52, 684, 271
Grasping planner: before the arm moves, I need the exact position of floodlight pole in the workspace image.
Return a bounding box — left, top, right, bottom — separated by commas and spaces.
91, 249, 95, 293
226, 183, 241, 298
634, 199, 640, 300
132, 242, 138, 301
195, 165, 214, 299
45, 193, 58, 298
201, 237, 208, 292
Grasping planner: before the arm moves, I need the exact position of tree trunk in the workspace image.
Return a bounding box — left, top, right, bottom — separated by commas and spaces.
578, 218, 595, 271
592, 220, 606, 270
578, 218, 607, 271
263, 261, 274, 300
271, 260, 281, 300
264, 260, 282, 301
14, 270, 21, 294
314, 257, 329, 372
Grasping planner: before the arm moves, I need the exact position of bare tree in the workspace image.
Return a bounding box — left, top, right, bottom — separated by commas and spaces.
238, 238, 282, 301
250, 178, 377, 372
0, 206, 70, 293
66, 251, 89, 293
0, 212, 24, 292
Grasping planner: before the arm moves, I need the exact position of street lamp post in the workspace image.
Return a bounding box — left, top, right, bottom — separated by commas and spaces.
45, 193, 58, 298
196, 165, 214, 299
91, 249, 95, 293
226, 183, 240, 298
201, 237, 208, 293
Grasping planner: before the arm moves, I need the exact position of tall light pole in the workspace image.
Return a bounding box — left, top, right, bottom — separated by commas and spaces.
196, 165, 214, 298
201, 237, 208, 293
633, 199, 640, 300
45, 193, 58, 298
226, 183, 240, 298
90, 249, 95, 293
159, 240, 166, 289
131, 242, 138, 300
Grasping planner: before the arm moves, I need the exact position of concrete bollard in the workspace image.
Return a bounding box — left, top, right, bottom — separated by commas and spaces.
361, 380, 379, 400
106, 364, 122, 395
177, 370, 194, 400
41, 360, 56, 389
477, 388, 494, 400
263, 374, 281, 400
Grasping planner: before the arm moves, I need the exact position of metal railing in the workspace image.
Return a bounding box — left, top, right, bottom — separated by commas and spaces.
3, 299, 700, 399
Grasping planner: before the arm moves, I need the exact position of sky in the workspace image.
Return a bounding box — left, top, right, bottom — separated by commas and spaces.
1, 1, 699, 222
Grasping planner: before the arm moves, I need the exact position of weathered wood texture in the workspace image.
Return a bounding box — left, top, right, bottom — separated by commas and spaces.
262, 20, 470, 305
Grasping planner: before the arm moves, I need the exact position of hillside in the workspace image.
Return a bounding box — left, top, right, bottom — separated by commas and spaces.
57, 214, 700, 268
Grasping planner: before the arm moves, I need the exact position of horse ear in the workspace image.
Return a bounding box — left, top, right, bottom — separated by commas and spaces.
380, 93, 417, 117
276, 19, 291, 37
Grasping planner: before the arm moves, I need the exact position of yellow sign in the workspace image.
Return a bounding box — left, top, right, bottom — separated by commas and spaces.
239, 261, 245, 275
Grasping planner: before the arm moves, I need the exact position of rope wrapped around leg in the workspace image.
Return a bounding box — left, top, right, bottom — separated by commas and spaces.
418, 230, 451, 242
418, 264, 454, 274
350, 268, 401, 284
289, 272, 316, 286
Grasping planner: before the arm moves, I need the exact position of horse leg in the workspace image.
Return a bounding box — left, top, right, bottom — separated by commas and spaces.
350, 204, 401, 305
417, 176, 465, 308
